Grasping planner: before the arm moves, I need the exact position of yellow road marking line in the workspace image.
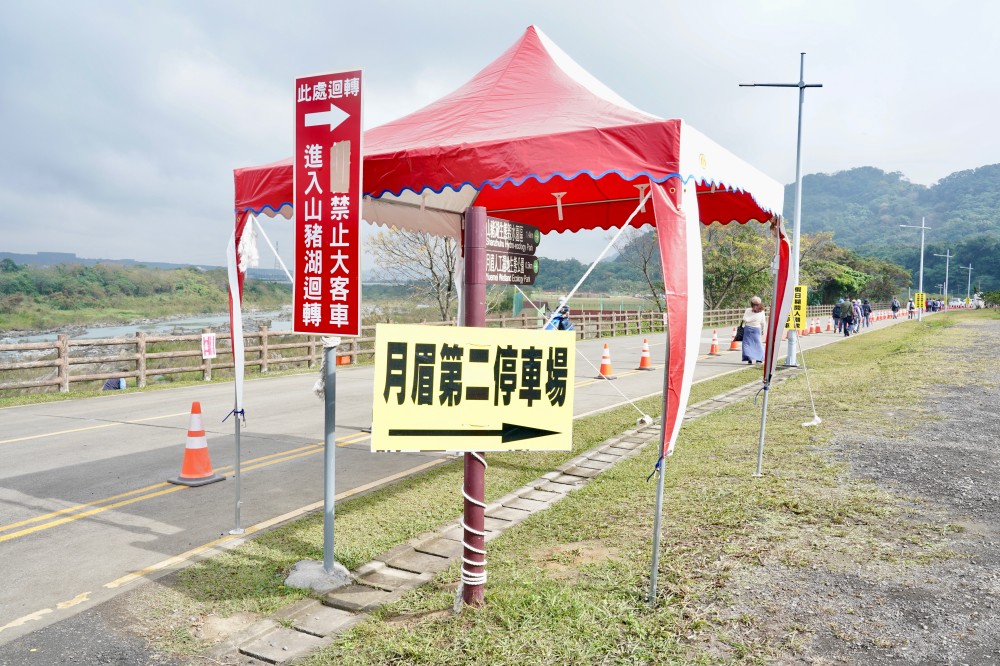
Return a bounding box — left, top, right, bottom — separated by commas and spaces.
0, 608, 52, 634
56, 592, 91, 610
0, 482, 173, 533
0, 432, 371, 540
0, 486, 184, 543
104, 456, 449, 589
0, 411, 189, 445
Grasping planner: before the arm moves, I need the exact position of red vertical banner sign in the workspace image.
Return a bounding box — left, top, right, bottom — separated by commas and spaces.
293, 70, 363, 336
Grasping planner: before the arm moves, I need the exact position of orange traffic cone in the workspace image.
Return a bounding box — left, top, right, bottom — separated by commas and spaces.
729, 327, 741, 351
636, 338, 654, 370
813, 318, 821, 334
168, 402, 224, 487
708, 330, 721, 355
595, 343, 616, 379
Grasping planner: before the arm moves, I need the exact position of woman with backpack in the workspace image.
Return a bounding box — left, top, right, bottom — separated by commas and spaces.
840, 298, 855, 336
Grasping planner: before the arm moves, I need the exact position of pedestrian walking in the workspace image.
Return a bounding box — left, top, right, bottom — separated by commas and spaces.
907, 298, 916, 319
862, 299, 873, 328
832, 298, 845, 333
841, 298, 855, 336
891, 295, 900, 319
741, 296, 767, 364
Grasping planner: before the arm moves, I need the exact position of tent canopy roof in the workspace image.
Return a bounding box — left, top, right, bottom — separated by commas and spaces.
235, 25, 782, 237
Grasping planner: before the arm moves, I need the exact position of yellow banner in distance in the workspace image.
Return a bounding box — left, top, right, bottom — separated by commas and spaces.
785, 284, 808, 330
371, 324, 575, 452
914, 292, 926, 309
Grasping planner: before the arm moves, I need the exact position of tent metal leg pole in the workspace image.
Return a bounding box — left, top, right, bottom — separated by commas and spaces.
648, 450, 667, 606
230, 393, 244, 535
754, 385, 770, 477
648, 362, 670, 607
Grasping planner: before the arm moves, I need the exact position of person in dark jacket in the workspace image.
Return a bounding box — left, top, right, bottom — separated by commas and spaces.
840, 298, 854, 336
862, 299, 873, 327
832, 298, 845, 333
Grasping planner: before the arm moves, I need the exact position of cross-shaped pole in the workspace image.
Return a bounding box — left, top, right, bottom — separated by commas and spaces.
960, 263, 974, 301
741, 53, 823, 367
933, 249, 951, 308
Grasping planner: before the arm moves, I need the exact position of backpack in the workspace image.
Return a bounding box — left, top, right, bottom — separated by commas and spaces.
832, 304, 842, 318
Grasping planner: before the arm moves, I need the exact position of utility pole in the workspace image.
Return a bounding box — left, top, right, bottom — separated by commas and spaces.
933, 249, 951, 309
961, 263, 973, 301
741, 53, 822, 367
900, 218, 930, 321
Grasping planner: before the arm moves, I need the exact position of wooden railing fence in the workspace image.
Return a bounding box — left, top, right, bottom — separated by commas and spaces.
0, 304, 865, 396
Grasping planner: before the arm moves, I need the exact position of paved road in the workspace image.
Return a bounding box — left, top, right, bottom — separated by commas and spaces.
0, 311, 916, 644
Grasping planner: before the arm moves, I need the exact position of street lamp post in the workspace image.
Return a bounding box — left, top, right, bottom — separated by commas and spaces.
900, 218, 930, 321
741, 53, 823, 367
961, 263, 973, 301
933, 249, 951, 309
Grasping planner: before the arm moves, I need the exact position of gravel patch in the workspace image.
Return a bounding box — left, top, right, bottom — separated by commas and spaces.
721, 316, 1000, 665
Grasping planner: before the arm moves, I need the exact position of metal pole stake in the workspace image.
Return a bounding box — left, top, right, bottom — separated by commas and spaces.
323, 338, 340, 574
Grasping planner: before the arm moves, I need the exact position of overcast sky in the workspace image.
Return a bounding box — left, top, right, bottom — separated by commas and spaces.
2, 1, 998, 270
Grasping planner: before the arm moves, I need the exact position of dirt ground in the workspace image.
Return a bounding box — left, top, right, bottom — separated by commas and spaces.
721, 316, 1000, 665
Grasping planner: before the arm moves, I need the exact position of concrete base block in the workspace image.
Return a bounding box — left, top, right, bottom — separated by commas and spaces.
535, 480, 576, 494
273, 599, 361, 638
519, 489, 562, 503
485, 506, 531, 522
414, 536, 465, 559
561, 465, 602, 478
359, 563, 433, 591
326, 584, 398, 613
502, 496, 548, 511
384, 549, 453, 574
240, 626, 329, 664
284, 559, 354, 595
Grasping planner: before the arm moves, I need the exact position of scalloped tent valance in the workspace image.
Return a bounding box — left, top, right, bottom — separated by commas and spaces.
234, 25, 783, 238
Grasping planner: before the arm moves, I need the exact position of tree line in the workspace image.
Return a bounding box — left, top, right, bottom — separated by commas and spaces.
792, 164, 1000, 294
365, 222, 913, 321
0, 260, 289, 331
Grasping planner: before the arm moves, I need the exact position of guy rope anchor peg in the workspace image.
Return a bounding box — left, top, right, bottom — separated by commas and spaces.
169, 401, 224, 487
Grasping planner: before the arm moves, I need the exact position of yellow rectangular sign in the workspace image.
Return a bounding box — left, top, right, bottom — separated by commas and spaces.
914, 292, 926, 309
372, 324, 575, 452
785, 284, 808, 330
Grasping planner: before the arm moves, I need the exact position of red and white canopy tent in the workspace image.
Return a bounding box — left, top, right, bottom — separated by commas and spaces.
232, 25, 792, 460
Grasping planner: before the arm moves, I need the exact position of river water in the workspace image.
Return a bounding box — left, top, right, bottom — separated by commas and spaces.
2, 310, 293, 344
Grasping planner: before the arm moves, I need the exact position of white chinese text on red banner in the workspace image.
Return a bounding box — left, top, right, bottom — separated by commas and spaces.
293, 70, 363, 336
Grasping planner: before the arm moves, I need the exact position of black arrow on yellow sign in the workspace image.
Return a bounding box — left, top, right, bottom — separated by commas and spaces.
388, 423, 559, 444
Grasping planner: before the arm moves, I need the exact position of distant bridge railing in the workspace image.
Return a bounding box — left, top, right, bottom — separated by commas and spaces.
0, 304, 856, 396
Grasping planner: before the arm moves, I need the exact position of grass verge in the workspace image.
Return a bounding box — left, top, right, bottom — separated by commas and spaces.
131, 311, 994, 663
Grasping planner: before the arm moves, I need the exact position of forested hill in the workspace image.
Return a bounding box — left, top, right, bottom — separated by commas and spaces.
786, 164, 1000, 293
